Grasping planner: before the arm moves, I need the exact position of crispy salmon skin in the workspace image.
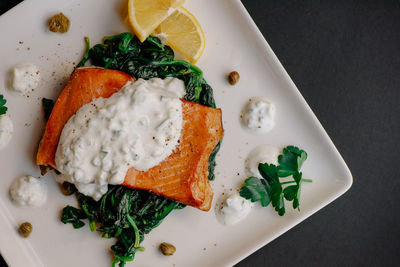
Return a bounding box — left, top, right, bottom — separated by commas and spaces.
36, 67, 223, 211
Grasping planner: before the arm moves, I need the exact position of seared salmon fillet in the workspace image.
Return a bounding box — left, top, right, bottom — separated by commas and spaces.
36, 67, 223, 211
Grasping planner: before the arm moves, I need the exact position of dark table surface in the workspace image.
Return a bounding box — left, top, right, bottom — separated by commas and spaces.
1, 0, 399, 266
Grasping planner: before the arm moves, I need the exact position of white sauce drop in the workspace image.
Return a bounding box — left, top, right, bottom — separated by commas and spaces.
218, 193, 253, 225
241, 97, 275, 133
55, 77, 185, 200
10, 63, 40, 95
245, 145, 280, 178
9, 175, 47, 207
0, 115, 13, 150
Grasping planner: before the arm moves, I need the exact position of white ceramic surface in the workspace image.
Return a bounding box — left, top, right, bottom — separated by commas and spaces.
0, 0, 352, 266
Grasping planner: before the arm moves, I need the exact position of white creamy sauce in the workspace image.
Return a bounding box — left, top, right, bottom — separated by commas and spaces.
218, 193, 253, 225
245, 145, 280, 178
9, 175, 47, 207
241, 97, 275, 133
10, 63, 40, 95
0, 115, 13, 150
55, 77, 185, 200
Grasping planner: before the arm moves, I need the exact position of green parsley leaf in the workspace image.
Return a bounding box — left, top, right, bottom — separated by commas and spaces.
240, 145, 311, 216
283, 185, 298, 201
296, 150, 307, 170
277, 146, 307, 177
293, 171, 302, 184
258, 163, 286, 214
240, 176, 271, 207
270, 182, 285, 215
258, 163, 279, 184
293, 192, 300, 209
0, 95, 8, 115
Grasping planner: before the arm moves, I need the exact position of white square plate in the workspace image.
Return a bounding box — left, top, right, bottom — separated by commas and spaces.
0, 0, 352, 266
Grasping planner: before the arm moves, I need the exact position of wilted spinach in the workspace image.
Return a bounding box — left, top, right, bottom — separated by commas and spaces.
62, 186, 185, 266
61, 206, 86, 229
78, 33, 215, 107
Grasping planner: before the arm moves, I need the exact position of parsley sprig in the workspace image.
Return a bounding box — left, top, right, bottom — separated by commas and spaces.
240, 146, 312, 216
0, 94, 8, 115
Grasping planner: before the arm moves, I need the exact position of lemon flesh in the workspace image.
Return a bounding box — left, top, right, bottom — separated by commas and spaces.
128, 0, 185, 42
155, 7, 205, 64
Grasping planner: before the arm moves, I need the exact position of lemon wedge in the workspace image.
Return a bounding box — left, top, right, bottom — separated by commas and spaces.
127, 0, 185, 42
154, 7, 205, 63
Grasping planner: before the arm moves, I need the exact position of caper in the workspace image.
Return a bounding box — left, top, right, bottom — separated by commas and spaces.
228, 71, 240, 85
59, 181, 77, 196
159, 242, 176, 256
48, 12, 70, 33
18, 222, 32, 238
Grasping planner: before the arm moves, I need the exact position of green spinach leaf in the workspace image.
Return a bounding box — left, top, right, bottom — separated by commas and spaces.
61, 206, 86, 229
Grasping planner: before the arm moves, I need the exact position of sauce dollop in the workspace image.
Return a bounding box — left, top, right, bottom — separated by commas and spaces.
218, 193, 253, 225
55, 77, 185, 200
9, 176, 47, 207
10, 63, 40, 95
241, 97, 275, 133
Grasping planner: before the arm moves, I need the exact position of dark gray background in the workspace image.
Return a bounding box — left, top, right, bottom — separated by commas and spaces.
1, 0, 399, 266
